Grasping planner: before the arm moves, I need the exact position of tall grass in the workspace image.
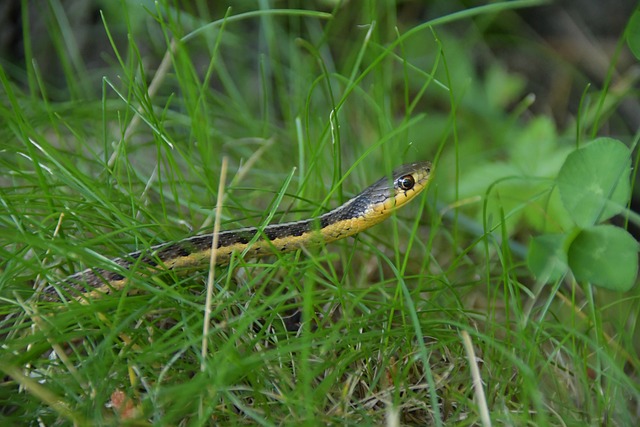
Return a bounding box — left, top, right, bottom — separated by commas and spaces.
0, 1, 637, 425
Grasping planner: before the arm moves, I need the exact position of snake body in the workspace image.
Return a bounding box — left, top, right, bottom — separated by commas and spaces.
44, 161, 431, 301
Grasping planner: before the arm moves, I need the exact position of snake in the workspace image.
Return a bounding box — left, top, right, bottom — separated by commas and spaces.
42, 161, 432, 302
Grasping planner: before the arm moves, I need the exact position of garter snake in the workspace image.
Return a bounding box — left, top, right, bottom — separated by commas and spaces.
43, 161, 432, 302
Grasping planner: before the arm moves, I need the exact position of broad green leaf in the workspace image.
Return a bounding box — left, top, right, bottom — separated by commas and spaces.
557, 138, 631, 228
626, 8, 640, 61
511, 116, 561, 176
485, 63, 526, 109
524, 187, 574, 233
568, 225, 639, 291
527, 233, 569, 282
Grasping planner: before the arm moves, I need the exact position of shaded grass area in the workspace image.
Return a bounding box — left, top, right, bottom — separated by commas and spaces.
1, 1, 638, 425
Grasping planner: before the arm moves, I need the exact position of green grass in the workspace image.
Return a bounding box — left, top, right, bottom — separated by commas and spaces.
1, 1, 639, 425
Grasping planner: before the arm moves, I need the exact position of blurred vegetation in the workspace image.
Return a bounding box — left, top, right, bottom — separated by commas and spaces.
0, 1, 638, 425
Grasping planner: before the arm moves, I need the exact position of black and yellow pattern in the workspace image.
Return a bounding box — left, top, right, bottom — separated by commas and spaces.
43, 161, 432, 301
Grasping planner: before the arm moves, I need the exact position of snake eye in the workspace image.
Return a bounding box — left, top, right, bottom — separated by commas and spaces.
397, 174, 415, 191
